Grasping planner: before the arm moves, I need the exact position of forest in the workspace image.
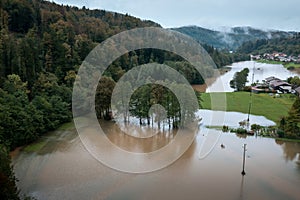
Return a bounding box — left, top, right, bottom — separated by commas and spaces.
237, 33, 300, 55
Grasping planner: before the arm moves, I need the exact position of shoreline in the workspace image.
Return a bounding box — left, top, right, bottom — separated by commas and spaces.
205, 125, 300, 143
11, 103, 300, 157
192, 67, 231, 92
256, 59, 300, 75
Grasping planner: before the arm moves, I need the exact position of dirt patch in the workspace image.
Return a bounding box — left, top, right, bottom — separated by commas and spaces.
10, 147, 23, 158
290, 68, 300, 75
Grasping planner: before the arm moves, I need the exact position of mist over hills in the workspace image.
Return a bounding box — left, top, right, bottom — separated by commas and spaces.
171, 26, 294, 51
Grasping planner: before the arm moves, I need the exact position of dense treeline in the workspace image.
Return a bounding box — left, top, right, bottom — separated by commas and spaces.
278, 77, 300, 139
104, 49, 208, 84
202, 44, 250, 68
0, 144, 19, 200
102, 45, 243, 86
0, 0, 160, 86
0, 74, 72, 149
279, 97, 300, 139
237, 33, 300, 55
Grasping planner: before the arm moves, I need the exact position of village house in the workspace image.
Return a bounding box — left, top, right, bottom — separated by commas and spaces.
257, 52, 299, 63
263, 53, 274, 60
269, 80, 292, 93
265, 76, 280, 84
251, 55, 261, 60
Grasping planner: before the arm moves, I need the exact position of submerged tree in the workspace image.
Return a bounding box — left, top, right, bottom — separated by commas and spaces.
127, 82, 197, 129
95, 76, 116, 119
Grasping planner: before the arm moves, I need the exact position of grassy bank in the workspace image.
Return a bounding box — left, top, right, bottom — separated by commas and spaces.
257, 59, 300, 69
201, 92, 296, 124
57, 121, 75, 131
22, 121, 75, 153
274, 137, 300, 143
284, 62, 300, 69
23, 141, 47, 152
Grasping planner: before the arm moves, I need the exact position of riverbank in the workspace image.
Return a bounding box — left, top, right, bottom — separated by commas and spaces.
10, 121, 75, 156
256, 59, 300, 74
192, 67, 232, 92
200, 92, 295, 124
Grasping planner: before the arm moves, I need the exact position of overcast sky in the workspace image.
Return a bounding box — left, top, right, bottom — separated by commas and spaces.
52, 0, 300, 31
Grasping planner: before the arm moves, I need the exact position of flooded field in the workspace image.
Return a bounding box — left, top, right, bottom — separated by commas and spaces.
12, 110, 300, 200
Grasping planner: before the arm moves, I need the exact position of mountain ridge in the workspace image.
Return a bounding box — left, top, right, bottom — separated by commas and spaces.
171, 25, 294, 51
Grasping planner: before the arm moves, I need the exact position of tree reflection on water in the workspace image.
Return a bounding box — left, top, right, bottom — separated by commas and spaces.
275, 139, 300, 167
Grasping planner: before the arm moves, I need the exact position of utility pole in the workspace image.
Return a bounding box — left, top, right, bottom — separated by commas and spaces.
247, 62, 255, 123
241, 144, 247, 176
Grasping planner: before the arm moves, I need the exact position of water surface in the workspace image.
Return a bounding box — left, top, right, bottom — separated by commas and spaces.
12, 111, 300, 200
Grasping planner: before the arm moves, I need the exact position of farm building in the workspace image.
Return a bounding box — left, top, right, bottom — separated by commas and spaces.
269, 80, 291, 92
265, 76, 280, 84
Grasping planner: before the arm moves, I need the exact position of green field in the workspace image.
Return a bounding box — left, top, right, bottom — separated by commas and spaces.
201, 92, 296, 124
284, 62, 300, 69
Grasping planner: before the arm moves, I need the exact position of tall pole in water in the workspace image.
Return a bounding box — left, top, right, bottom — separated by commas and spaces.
241, 144, 247, 176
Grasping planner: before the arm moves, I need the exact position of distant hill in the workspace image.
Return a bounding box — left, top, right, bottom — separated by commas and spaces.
237, 33, 300, 55
171, 26, 293, 51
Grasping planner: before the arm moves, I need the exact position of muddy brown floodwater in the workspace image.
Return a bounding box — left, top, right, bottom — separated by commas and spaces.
12, 110, 300, 200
